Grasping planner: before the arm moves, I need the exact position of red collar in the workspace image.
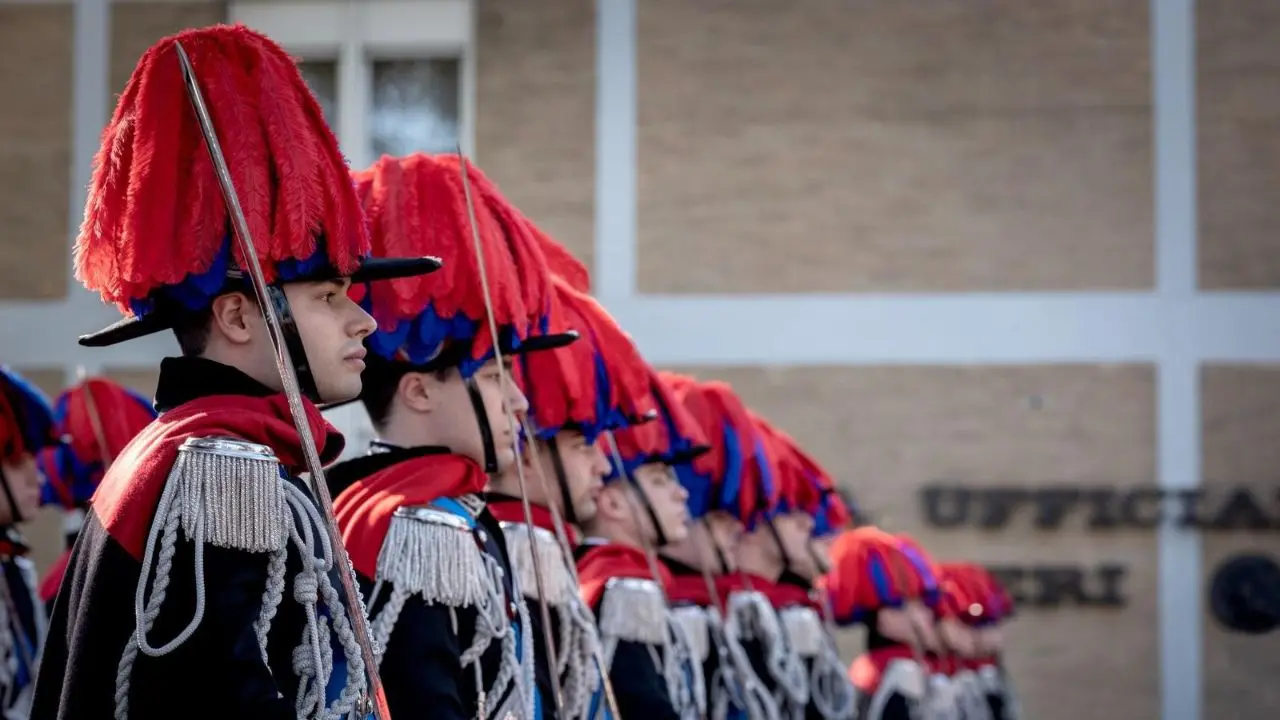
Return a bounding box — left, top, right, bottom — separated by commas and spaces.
334, 452, 487, 579
577, 542, 670, 608
486, 497, 580, 545
92, 392, 341, 560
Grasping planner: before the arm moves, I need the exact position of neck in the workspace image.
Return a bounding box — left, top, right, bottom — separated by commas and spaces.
583, 520, 645, 550
736, 549, 783, 582
376, 419, 438, 450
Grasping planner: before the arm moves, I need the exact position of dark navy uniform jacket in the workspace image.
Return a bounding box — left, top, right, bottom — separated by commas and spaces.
31, 357, 361, 720
327, 447, 531, 720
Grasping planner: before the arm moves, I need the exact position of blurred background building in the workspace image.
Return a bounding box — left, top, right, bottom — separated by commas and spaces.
1, 1, 1278, 718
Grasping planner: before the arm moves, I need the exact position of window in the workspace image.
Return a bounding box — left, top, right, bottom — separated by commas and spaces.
231, 0, 475, 170
371, 58, 461, 156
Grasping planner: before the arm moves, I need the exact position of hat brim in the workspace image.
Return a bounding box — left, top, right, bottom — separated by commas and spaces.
514, 331, 579, 354
321, 330, 582, 412
78, 255, 442, 347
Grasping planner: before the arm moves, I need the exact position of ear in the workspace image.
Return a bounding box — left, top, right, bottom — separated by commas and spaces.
600, 484, 628, 522
209, 291, 257, 345
398, 371, 437, 414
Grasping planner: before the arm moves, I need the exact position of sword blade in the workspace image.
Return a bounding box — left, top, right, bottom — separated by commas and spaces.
174, 42, 389, 720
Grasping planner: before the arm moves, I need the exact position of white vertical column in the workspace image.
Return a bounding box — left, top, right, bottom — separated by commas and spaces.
460, 0, 478, 160
1152, 0, 1201, 719
69, 0, 113, 380
338, 1, 370, 170
594, 0, 637, 301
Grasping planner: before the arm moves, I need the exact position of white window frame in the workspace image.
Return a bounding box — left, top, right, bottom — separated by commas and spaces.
230, 0, 477, 170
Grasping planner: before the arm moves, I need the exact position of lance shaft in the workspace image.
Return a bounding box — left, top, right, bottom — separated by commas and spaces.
456, 152, 567, 718
174, 43, 389, 720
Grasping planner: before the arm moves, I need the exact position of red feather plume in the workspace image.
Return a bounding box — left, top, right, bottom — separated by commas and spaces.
75, 24, 368, 312
826, 526, 936, 622
663, 376, 775, 518
534, 226, 591, 293
355, 153, 572, 364
58, 378, 156, 467
521, 279, 654, 436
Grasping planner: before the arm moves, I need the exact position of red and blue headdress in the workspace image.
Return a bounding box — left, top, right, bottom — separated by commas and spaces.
938, 562, 1015, 626
74, 25, 437, 349
825, 527, 941, 625
520, 279, 654, 442
0, 368, 56, 464
757, 417, 853, 536
606, 368, 709, 480
38, 378, 156, 510
666, 376, 778, 526
352, 152, 576, 377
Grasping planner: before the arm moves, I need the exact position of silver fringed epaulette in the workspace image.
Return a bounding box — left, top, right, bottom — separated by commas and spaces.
499, 522, 578, 605
374, 503, 492, 608
598, 577, 668, 646
671, 604, 711, 662
778, 605, 824, 658
172, 437, 289, 552
120, 436, 368, 720
863, 658, 926, 720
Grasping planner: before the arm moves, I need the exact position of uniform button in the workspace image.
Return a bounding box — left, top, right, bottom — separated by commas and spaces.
477, 529, 488, 543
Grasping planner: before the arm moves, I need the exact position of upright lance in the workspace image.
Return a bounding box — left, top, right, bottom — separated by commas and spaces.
456, 151, 569, 718
173, 42, 390, 720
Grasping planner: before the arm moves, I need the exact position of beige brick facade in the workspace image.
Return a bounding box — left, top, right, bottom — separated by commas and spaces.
1197, 1, 1280, 289
1200, 366, 1280, 718
0, 5, 73, 300
476, 0, 596, 271
635, 0, 1154, 294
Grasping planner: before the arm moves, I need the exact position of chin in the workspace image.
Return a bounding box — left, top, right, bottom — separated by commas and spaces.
667, 525, 691, 545
319, 380, 361, 405
574, 501, 598, 523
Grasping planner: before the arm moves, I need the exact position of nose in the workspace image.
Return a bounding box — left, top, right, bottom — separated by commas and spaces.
590, 442, 611, 475
504, 376, 529, 415
673, 479, 689, 502
349, 299, 377, 340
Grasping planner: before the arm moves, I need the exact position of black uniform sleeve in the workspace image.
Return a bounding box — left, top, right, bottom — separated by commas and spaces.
379, 593, 471, 720
131, 542, 295, 719
608, 640, 680, 720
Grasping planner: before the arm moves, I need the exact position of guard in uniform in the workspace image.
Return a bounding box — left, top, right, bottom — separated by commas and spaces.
490, 272, 658, 720
942, 563, 1019, 720
935, 563, 990, 720
659, 374, 779, 720
327, 152, 576, 720
36, 377, 155, 611
574, 373, 703, 719
30, 25, 439, 720
0, 367, 57, 718
758, 419, 856, 720
827, 526, 948, 720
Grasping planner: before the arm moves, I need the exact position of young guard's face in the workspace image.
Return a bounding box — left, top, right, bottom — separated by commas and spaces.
424, 357, 529, 472
550, 430, 610, 523
282, 278, 376, 404
630, 462, 691, 545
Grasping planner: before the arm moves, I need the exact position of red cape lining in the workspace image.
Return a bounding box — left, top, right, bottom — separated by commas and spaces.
90, 393, 341, 560
334, 452, 487, 579
486, 498, 581, 546
577, 542, 670, 609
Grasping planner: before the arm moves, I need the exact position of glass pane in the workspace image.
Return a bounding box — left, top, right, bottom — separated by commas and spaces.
298, 59, 338, 129
371, 58, 461, 157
